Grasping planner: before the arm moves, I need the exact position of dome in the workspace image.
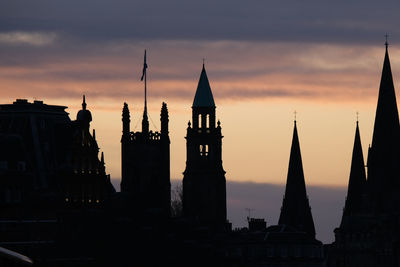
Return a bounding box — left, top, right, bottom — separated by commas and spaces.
76, 95, 92, 123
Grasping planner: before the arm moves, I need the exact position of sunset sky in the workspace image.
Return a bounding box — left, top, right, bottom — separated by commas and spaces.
2, 0, 400, 241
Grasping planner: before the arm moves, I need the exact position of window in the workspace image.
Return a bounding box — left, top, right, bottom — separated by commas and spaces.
206, 114, 210, 128
198, 114, 202, 128
200, 145, 209, 156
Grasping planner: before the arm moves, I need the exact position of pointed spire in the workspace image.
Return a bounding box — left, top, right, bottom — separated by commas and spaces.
82, 95, 87, 110
278, 121, 316, 238
122, 102, 131, 137
101, 152, 104, 164
161, 102, 169, 135
93, 129, 96, 140
367, 39, 400, 213
192, 64, 216, 107
371, 41, 400, 148
343, 121, 366, 217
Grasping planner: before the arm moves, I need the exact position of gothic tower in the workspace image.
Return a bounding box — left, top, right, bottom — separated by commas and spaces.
120, 52, 171, 217
278, 120, 315, 238
182, 64, 227, 227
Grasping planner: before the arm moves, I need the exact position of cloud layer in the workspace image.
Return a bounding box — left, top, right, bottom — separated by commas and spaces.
1, 0, 399, 44
0, 39, 393, 106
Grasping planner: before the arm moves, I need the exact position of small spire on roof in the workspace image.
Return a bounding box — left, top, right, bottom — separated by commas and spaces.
82, 95, 87, 110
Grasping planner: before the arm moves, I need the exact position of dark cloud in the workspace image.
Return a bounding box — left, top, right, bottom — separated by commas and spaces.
0, 0, 399, 44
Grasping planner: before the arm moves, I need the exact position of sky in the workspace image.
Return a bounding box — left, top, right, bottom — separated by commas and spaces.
2, 0, 400, 243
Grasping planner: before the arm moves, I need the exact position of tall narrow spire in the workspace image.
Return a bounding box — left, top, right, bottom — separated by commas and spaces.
192, 64, 216, 107
279, 121, 316, 238
368, 41, 400, 211
343, 121, 366, 217
371, 42, 400, 148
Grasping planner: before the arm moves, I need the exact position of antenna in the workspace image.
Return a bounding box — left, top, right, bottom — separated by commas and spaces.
245, 208, 255, 222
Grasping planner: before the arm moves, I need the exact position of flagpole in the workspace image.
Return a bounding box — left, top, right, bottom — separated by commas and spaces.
144, 49, 147, 115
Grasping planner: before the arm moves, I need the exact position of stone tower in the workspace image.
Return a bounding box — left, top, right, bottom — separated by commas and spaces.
182, 64, 227, 227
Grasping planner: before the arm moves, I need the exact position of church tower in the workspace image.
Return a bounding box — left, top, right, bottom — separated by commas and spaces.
120, 51, 171, 218
278, 120, 315, 238
182, 64, 227, 227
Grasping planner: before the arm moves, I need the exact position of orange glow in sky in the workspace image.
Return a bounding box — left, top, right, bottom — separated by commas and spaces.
1, 41, 399, 189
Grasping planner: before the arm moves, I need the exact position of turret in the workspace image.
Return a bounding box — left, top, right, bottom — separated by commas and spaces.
122, 102, 130, 139
76, 95, 92, 128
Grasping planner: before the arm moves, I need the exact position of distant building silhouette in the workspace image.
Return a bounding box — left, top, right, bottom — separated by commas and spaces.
182, 64, 227, 227
327, 43, 400, 266
0, 97, 114, 208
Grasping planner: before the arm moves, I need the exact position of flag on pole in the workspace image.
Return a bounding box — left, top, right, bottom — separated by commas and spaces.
140, 50, 148, 81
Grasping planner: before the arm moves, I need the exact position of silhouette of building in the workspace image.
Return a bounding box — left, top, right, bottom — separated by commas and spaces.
226, 120, 324, 266
327, 42, 400, 266
182, 64, 227, 228
0, 97, 114, 208
0, 97, 115, 266
60, 95, 115, 206
279, 120, 316, 238
120, 102, 171, 217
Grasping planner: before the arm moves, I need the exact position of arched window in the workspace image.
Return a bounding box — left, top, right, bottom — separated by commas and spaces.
198, 114, 202, 128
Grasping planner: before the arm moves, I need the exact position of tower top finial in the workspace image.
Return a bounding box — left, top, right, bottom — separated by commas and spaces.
356, 111, 359, 124
82, 95, 86, 110
294, 110, 297, 123
202, 58, 205, 68
385, 33, 389, 49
